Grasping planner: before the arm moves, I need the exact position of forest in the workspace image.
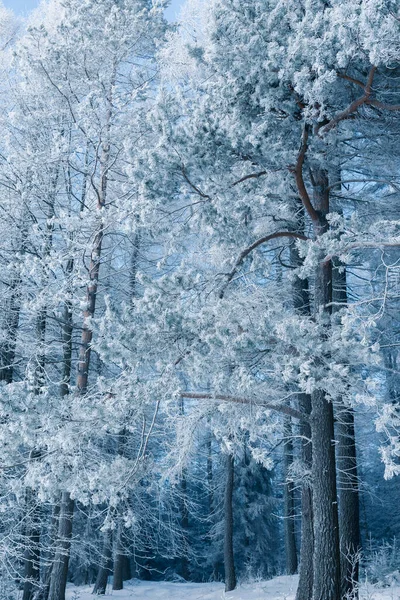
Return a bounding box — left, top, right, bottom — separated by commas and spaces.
0, 0, 399, 599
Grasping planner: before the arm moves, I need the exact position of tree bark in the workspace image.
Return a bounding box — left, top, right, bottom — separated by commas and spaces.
93, 531, 112, 595
310, 169, 341, 600
0, 274, 22, 383
22, 479, 41, 600
47, 492, 74, 600
333, 261, 360, 597
296, 394, 314, 600
284, 418, 298, 575
291, 205, 314, 600
224, 453, 236, 592
112, 529, 124, 592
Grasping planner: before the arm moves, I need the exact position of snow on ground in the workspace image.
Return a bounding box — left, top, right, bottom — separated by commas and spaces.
66, 576, 298, 600
66, 575, 400, 600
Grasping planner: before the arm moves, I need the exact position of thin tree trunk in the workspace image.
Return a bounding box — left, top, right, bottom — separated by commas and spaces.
93, 531, 113, 595
47, 159, 88, 600
310, 168, 341, 600
0, 204, 29, 383
112, 526, 124, 592
284, 418, 298, 575
0, 274, 22, 383
47, 492, 74, 600
22, 475, 41, 600
112, 431, 127, 592
296, 393, 314, 600
224, 453, 236, 592
291, 205, 314, 600
33, 503, 60, 600
333, 261, 360, 597
24, 185, 57, 599
179, 398, 189, 580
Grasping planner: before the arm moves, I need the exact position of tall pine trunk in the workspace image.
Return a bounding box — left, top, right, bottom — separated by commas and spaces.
47, 492, 74, 600
24, 183, 57, 600
224, 453, 236, 592
310, 168, 341, 600
284, 418, 298, 575
22, 469, 42, 600
333, 261, 360, 597
291, 206, 314, 600
296, 393, 314, 600
93, 530, 113, 595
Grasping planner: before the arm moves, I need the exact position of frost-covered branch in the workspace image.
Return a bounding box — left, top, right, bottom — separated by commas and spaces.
219, 231, 309, 298
180, 392, 306, 421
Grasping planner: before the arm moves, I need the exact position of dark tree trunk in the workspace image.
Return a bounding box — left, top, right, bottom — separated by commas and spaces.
180, 471, 189, 580
47, 492, 74, 600
336, 408, 360, 597
0, 275, 22, 383
291, 204, 314, 600
22, 483, 41, 600
122, 555, 131, 581
178, 398, 189, 580
284, 418, 298, 575
310, 389, 340, 600
34, 503, 60, 600
310, 169, 341, 600
333, 261, 360, 597
93, 531, 112, 595
112, 531, 124, 591
296, 394, 314, 600
224, 453, 236, 592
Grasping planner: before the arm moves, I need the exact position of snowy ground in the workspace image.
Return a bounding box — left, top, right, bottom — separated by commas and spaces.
66, 575, 400, 600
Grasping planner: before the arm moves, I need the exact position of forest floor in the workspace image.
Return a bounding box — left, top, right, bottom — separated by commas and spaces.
66, 574, 400, 599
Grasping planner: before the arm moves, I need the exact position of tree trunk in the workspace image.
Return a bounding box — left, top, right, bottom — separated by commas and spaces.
296, 394, 314, 600
224, 453, 236, 592
291, 205, 314, 600
112, 533, 124, 592
22, 481, 41, 600
47, 492, 74, 600
0, 274, 22, 383
310, 168, 341, 600
333, 261, 360, 597
93, 531, 112, 595
33, 503, 60, 600
284, 417, 298, 575
178, 398, 189, 580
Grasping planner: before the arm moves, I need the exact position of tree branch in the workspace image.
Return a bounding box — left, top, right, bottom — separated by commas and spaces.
219, 231, 309, 298
366, 99, 400, 111
181, 165, 212, 200
318, 66, 377, 136
232, 171, 267, 186
181, 392, 306, 421
292, 125, 320, 225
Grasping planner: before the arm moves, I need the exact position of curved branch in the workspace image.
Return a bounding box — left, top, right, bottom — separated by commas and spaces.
292, 125, 320, 224
366, 99, 400, 111
181, 165, 212, 200
181, 392, 306, 422
318, 66, 377, 136
219, 231, 309, 299
232, 171, 267, 186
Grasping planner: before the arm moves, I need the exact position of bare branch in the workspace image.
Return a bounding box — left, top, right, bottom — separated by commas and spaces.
318, 66, 377, 136
181, 165, 212, 200
232, 171, 267, 186
291, 125, 320, 224
336, 72, 366, 89
219, 231, 309, 298
366, 99, 400, 111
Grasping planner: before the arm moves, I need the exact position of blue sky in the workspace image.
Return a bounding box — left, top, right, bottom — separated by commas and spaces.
4, 0, 184, 19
